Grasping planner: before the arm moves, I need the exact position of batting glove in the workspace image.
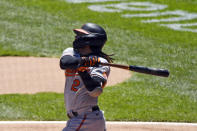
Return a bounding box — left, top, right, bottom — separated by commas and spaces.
77, 67, 89, 72
80, 56, 100, 67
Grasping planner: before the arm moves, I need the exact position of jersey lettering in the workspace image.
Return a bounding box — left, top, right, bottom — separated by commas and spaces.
71, 79, 80, 92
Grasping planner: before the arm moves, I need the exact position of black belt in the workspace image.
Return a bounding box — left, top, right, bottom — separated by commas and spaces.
67, 106, 100, 119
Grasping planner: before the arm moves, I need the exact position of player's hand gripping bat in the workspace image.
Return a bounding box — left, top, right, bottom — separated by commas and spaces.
100, 63, 170, 77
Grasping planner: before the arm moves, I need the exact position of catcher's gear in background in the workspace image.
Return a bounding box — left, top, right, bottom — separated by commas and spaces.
73, 23, 107, 51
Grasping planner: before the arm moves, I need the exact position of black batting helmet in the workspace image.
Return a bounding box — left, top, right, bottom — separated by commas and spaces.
73, 23, 107, 51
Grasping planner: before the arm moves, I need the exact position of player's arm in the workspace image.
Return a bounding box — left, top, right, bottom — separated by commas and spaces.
60, 55, 81, 69
60, 50, 100, 69
59, 48, 82, 69
78, 57, 109, 97
78, 71, 106, 97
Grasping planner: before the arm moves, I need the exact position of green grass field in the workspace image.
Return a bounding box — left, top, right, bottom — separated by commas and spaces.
0, 0, 197, 122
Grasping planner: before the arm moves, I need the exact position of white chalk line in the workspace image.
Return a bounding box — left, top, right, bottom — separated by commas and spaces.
0, 121, 197, 126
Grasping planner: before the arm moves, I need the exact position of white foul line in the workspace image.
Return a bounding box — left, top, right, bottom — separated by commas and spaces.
0, 121, 197, 126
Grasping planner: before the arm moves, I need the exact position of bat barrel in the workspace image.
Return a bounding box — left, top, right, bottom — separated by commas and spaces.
129, 65, 170, 77
100, 62, 170, 77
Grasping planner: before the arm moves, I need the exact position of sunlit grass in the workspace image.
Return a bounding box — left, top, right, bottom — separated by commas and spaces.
0, 0, 196, 122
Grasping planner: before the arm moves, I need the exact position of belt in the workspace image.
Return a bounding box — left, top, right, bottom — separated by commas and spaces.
67, 106, 100, 119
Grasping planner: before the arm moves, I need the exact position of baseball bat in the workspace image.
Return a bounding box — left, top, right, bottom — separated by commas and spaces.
100, 63, 170, 77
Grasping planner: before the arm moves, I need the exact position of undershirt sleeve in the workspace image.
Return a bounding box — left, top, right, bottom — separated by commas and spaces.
78, 71, 103, 91
60, 55, 81, 69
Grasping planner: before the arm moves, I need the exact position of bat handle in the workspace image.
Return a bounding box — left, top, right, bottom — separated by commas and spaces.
129, 65, 170, 77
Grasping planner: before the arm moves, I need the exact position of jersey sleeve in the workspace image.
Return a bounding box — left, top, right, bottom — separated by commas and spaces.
90, 57, 110, 88
60, 47, 81, 70
87, 57, 110, 97
61, 47, 75, 58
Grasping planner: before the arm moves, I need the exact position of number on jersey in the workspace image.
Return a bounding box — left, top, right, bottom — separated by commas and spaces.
71, 79, 80, 92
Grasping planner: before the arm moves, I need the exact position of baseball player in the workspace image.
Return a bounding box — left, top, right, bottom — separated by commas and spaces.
60, 23, 113, 131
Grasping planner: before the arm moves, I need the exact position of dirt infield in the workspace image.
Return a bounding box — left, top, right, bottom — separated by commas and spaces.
0, 56, 131, 94
0, 121, 197, 131
0, 57, 197, 131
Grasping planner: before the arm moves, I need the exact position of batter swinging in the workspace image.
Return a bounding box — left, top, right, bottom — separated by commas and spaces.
60, 23, 113, 131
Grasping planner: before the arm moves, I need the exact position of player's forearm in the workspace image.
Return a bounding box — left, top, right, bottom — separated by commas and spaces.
79, 71, 104, 97
60, 55, 81, 69
60, 55, 100, 69
78, 71, 104, 91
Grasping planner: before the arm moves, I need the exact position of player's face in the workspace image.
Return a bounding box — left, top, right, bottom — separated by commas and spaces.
78, 45, 92, 56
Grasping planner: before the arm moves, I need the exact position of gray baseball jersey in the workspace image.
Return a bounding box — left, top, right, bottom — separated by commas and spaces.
62, 48, 110, 113
61, 47, 110, 131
